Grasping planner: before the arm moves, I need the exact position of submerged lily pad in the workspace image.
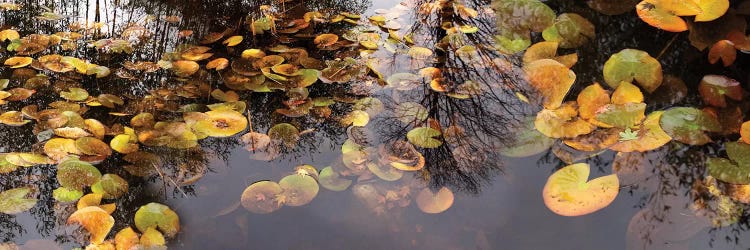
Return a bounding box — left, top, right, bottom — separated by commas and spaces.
278, 174, 319, 206
416, 187, 454, 214
659, 107, 721, 145
240, 181, 284, 214
543, 163, 619, 216
602, 49, 662, 93
0, 187, 37, 214
134, 203, 180, 237
500, 117, 555, 157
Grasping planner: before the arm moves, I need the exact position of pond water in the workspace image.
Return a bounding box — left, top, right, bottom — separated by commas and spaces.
1, 0, 750, 249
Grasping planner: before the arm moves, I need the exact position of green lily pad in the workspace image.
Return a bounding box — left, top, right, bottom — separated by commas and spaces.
52, 187, 83, 203
707, 157, 750, 184
407, 127, 442, 148
268, 123, 300, 148
394, 102, 428, 124
91, 174, 128, 199
56, 158, 102, 189
240, 180, 284, 214
659, 107, 721, 145
134, 202, 180, 237
542, 13, 596, 48
60, 87, 89, 101
595, 103, 647, 128
492, 0, 556, 38
602, 49, 662, 93
318, 166, 352, 191
367, 162, 403, 181
278, 174, 319, 206
0, 187, 37, 214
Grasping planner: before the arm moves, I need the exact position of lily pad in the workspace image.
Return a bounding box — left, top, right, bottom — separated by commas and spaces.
416, 187, 454, 214
542, 13, 596, 48
543, 163, 619, 216
0, 187, 37, 214
407, 127, 442, 148
318, 167, 352, 191
56, 158, 102, 189
535, 102, 596, 138
190, 110, 247, 137
67, 206, 114, 244
268, 123, 300, 148
278, 174, 319, 206
577, 83, 610, 120
697, 75, 742, 108
595, 103, 647, 128
524, 59, 576, 109
134, 203, 180, 237
602, 49, 662, 93
240, 181, 284, 214
52, 187, 83, 203
500, 117, 555, 157
659, 107, 720, 145
610, 111, 672, 152
91, 174, 128, 199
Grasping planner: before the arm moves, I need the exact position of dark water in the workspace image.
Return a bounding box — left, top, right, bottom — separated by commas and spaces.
1, 0, 750, 250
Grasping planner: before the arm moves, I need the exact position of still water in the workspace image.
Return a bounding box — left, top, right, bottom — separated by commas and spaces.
1, 0, 749, 249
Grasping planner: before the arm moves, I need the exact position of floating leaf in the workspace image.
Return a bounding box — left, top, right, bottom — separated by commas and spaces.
206, 58, 229, 70
522, 41, 577, 68
707, 157, 750, 184
500, 117, 555, 157
115, 227, 140, 250
602, 49, 662, 93
314, 34, 338, 47
408, 46, 433, 60
60, 88, 89, 101
67, 206, 114, 244
610, 111, 672, 152
278, 174, 319, 206
191, 110, 247, 137
57, 158, 102, 189
535, 102, 596, 138
172, 60, 200, 77
635, 0, 692, 32
268, 123, 299, 148
4, 57, 33, 68
524, 59, 576, 109
134, 203, 180, 237
140, 227, 166, 247
708, 40, 736, 66
240, 181, 284, 214
318, 167, 352, 191
367, 162, 403, 181
222, 35, 243, 46
91, 174, 128, 199
492, 0, 555, 38
542, 13, 595, 48
577, 83, 610, 120
407, 127, 442, 148
416, 187, 454, 214
698, 75, 742, 108
0, 187, 36, 214
694, 0, 729, 22
543, 163, 619, 216
52, 187, 83, 203
659, 107, 720, 145
595, 103, 647, 128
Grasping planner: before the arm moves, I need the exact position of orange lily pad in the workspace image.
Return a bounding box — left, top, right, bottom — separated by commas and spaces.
524, 59, 576, 109
67, 206, 114, 244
